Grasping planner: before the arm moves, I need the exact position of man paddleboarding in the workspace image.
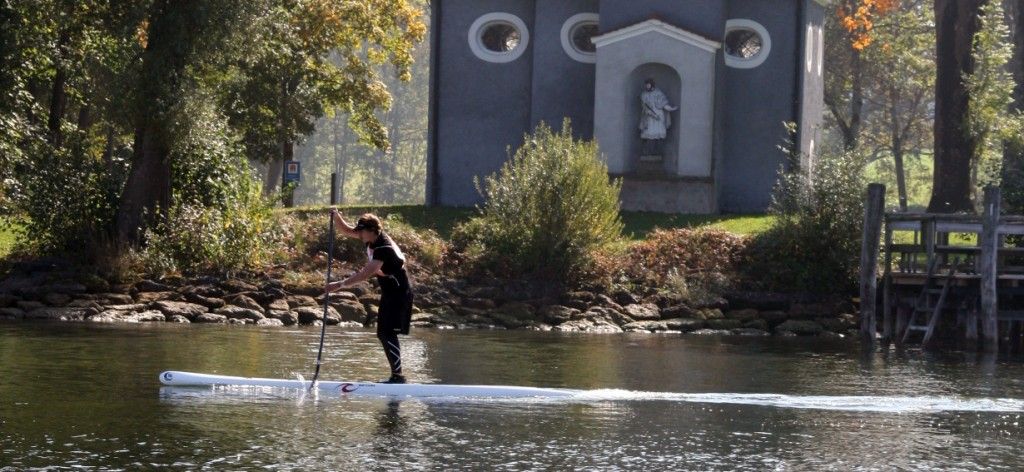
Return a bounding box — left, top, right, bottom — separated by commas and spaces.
324, 210, 413, 384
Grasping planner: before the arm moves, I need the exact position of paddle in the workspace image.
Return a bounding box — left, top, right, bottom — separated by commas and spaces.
310, 210, 336, 390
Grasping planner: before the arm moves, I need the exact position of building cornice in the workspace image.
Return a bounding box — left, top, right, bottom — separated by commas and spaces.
591, 19, 721, 53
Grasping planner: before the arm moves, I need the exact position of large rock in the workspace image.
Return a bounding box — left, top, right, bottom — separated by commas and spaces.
194, 313, 228, 323
224, 294, 264, 313
461, 297, 494, 310
688, 329, 733, 336
287, 295, 318, 308
707, 318, 743, 330
817, 314, 857, 332
153, 301, 208, 321
265, 298, 290, 312
622, 303, 661, 321
553, 318, 622, 333
135, 291, 180, 303
725, 291, 791, 311
661, 304, 701, 320
586, 306, 633, 326
43, 293, 71, 306
561, 291, 596, 310
98, 293, 134, 305
775, 319, 824, 336
759, 310, 789, 325
26, 307, 96, 320
700, 308, 724, 320
622, 320, 668, 332
789, 303, 833, 320
168, 315, 191, 323
0, 294, 19, 308
0, 307, 25, 319
494, 302, 534, 319
664, 318, 705, 332
743, 319, 769, 331
16, 300, 46, 311
538, 305, 580, 325
88, 309, 164, 323
294, 306, 341, 325
725, 309, 760, 321
330, 300, 367, 322
135, 280, 174, 292
267, 310, 299, 325
256, 318, 284, 327
183, 292, 225, 309
220, 279, 258, 293
215, 305, 265, 322
731, 328, 770, 336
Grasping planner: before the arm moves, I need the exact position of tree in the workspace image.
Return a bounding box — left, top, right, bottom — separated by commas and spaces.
928, 0, 985, 213
824, 0, 899, 151
860, 0, 935, 211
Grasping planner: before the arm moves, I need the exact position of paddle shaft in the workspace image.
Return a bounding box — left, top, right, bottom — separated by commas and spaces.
311, 212, 336, 386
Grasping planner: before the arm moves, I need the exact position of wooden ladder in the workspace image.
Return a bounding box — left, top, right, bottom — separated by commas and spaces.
902, 259, 959, 345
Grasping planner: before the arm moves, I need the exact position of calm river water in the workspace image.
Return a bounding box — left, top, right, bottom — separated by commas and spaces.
3, 322, 1024, 470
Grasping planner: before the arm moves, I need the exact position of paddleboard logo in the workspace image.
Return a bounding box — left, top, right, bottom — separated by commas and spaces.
163, 372, 173, 381
338, 383, 359, 393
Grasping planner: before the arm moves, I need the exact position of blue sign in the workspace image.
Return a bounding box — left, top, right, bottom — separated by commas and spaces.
283, 161, 301, 184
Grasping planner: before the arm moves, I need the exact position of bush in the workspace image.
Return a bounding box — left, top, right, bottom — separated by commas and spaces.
277, 211, 448, 272
138, 191, 277, 277
743, 150, 867, 293
452, 120, 623, 282
628, 228, 748, 286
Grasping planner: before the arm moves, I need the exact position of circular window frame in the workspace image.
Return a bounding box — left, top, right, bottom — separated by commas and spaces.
468, 13, 530, 63
560, 13, 600, 64
724, 19, 771, 69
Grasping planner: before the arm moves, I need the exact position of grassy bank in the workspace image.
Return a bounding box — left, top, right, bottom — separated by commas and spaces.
283, 205, 771, 239
0, 218, 20, 259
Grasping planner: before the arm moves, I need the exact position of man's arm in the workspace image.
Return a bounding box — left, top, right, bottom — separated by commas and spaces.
325, 260, 384, 293
331, 209, 359, 239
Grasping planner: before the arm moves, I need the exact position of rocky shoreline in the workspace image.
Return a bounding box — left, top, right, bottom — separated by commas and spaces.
0, 261, 860, 338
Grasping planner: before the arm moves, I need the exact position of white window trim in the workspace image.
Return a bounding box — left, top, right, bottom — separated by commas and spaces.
468, 12, 529, 63
724, 19, 771, 69
560, 13, 599, 63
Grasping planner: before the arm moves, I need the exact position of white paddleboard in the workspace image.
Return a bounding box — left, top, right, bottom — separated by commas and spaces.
159, 371, 578, 398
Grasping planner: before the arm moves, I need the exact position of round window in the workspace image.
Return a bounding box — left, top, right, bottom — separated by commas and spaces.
560, 13, 600, 63
725, 29, 762, 59
469, 13, 530, 63
481, 22, 520, 53
724, 19, 771, 69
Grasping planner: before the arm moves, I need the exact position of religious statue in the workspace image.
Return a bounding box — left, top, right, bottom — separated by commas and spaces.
638, 78, 678, 159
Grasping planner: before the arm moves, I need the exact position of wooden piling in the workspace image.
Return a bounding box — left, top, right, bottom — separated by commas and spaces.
980, 187, 1001, 352
860, 183, 886, 342
882, 217, 894, 343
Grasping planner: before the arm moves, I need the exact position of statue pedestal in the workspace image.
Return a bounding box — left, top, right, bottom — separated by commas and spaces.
637, 154, 664, 176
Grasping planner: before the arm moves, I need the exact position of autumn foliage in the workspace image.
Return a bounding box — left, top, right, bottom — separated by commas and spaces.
838, 0, 899, 50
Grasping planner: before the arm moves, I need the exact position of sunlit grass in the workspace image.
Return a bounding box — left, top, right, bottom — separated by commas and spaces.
0, 217, 22, 258
284, 205, 772, 240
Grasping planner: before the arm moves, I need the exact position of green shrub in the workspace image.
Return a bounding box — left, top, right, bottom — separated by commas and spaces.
138, 190, 277, 276
743, 150, 867, 293
452, 119, 623, 282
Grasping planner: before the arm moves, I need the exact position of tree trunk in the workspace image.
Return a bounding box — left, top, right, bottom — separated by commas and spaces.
115, 0, 193, 244
1002, 0, 1024, 213
928, 0, 984, 213
845, 47, 864, 151
116, 122, 172, 242
333, 117, 351, 205
46, 32, 70, 147
264, 158, 283, 195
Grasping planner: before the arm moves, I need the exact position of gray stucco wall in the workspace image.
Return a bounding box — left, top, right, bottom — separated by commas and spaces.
433, 0, 536, 206
597, 0, 725, 39
529, 0, 598, 138
717, 0, 801, 213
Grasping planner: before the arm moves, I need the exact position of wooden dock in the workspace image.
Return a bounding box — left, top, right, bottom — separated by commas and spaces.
860, 185, 1024, 352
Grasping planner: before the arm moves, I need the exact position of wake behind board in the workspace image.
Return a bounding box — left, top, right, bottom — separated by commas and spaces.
159, 371, 577, 398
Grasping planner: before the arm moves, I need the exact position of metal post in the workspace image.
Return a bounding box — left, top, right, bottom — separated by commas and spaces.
330, 172, 338, 205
